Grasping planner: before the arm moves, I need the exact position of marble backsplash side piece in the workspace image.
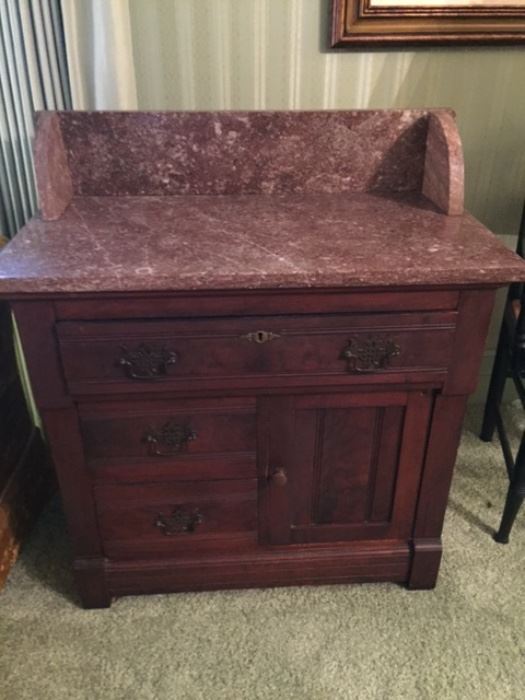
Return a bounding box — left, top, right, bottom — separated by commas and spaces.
422, 112, 464, 216
33, 113, 73, 221
53, 110, 433, 197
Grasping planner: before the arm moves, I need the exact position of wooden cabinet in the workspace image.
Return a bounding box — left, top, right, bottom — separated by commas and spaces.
8, 288, 497, 607
2, 108, 523, 608
258, 391, 432, 546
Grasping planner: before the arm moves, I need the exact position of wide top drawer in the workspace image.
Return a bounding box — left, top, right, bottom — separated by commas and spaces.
56, 311, 457, 394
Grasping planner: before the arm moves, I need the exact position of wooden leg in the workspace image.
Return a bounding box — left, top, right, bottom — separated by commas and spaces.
408, 395, 468, 590
480, 323, 509, 442
73, 557, 112, 609
407, 538, 442, 589
41, 409, 109, 608
494, 437, 525, 544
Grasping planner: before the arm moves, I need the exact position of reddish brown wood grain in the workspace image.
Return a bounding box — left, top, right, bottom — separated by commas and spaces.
11, 301, 69, 409
8, 286, 496, 607
95, 479, 257, 559
444, 289, 496, 395
257, 395, 295, 546
42, 408, 104, 558
57, 312, 457, 395
79, 396, 257, 482
106, 540, 412, 597
408, 394, 468, 589
259, 391, 433, 547
53, 289, 460, 320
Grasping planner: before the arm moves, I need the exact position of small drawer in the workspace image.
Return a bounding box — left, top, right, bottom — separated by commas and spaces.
94, 479, 257, 559
57, 311, 457, 394
79, 396, 257, 482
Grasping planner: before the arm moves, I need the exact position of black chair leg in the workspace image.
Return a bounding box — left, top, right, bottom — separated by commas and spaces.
481, 323, 509, 442
494, 436, 525, 543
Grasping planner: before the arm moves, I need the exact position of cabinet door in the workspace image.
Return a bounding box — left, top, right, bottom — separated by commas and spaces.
258, 391, 433, 545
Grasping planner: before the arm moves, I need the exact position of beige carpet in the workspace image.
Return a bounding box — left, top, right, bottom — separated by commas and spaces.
1, 408, 524, 700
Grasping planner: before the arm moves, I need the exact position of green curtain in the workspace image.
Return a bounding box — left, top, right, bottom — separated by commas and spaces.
0, 0, 71, 240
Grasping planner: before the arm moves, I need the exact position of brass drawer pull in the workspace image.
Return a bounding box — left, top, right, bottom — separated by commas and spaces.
143, 420, 196, 456
341, 336, 400, 373
118, 343, 178, 380
154, 506, 203, 535
240, 330, 281, 344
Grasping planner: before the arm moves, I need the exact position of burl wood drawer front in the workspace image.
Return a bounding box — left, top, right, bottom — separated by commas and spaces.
57, 311, 457, 393
79, 397, 256, 482
95, 479, 257, 559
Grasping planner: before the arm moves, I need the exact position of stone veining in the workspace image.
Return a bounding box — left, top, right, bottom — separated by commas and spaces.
0, 109, 523, 296
0, 193, 523, 294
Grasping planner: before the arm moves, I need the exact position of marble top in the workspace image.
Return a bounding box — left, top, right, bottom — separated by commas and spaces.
0, 193, 523, 295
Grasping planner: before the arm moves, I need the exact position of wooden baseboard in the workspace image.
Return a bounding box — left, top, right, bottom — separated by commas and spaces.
0, 428, 54, 589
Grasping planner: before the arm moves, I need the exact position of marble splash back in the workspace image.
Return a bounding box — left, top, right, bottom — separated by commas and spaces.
44, 109, 438, 199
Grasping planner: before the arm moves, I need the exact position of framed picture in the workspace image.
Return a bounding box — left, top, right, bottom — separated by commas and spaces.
331, 0, 525, 46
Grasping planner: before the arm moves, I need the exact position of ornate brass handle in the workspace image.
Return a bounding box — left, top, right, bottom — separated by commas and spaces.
117, 343, 178, 380
154, 506, 203, 535
341, 336, 400, 373
269, 467, 287, 487
143, 420, 196, 456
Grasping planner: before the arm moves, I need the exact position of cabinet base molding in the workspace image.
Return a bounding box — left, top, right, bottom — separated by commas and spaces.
70, 542, 413, 608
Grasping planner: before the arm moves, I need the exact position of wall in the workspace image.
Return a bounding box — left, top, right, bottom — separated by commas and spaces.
70, 0, 525, 400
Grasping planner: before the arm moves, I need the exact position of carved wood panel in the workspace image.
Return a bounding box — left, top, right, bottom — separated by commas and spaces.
259, 391, 433, 545
311, 405, 405, 525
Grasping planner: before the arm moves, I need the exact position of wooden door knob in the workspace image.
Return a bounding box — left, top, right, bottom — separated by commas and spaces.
269, 468, 287, 487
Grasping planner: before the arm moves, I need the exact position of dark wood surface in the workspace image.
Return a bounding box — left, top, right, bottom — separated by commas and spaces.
258, 390, 432, 546
10, 286, 497, 607
53, 289, 461, 320
96, 478, 258, 559
106, 540, 412, 597
57, 311, 457, 395
79, 396, 257, 482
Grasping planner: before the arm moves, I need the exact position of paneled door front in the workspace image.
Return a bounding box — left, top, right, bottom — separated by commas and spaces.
258, 391, 433, 545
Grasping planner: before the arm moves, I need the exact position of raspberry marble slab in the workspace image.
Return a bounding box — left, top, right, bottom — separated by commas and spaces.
0, 108, 523, 296
32, 109, 460, 220
0, 193, 522, 295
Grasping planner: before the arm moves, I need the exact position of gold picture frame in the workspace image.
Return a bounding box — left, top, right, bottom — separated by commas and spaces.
331, 0, 525, 46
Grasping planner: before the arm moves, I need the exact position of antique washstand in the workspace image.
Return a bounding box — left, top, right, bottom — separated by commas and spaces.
0, 109, 523, 608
